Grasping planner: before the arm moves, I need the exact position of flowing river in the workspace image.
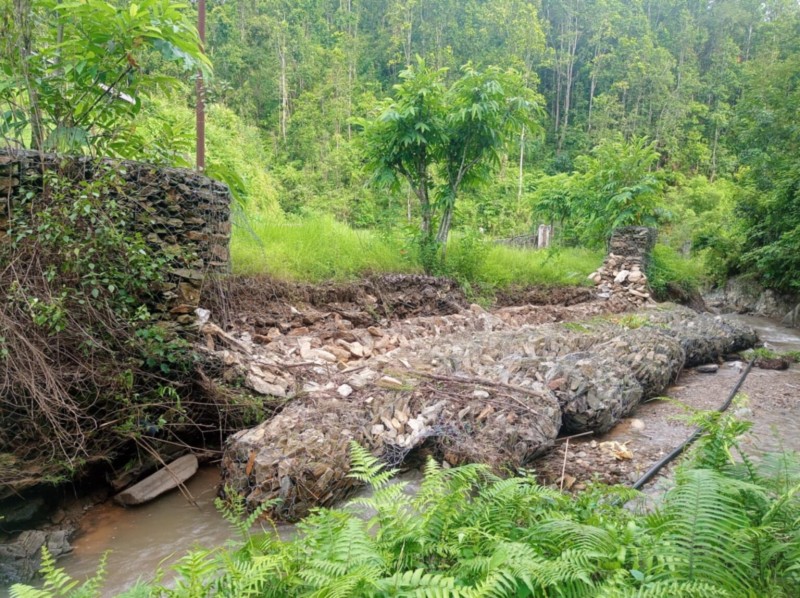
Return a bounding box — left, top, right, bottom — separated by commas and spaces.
3, 313, 799, 597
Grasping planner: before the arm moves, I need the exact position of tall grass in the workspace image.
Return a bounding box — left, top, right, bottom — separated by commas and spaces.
474, 244, 602, 288
647, 244, 708, 297
231, 213, 604, 288
231, 214, 417, 282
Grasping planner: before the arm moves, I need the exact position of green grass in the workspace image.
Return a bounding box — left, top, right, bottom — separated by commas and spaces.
232, 213, 603, 288
231, 214, 417, 282
470, 243, 602, 288
647, 244, 708, 297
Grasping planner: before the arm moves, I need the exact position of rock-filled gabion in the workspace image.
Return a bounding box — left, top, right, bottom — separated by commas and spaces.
221, 374, 561, 520
0, 149, 230, 326
218, 305, 757, 519
645, 306, 760, 365
588, 226, 658, 305
545, 328, 685, 433
221, 397, 371, 519
546, 353, 644, 433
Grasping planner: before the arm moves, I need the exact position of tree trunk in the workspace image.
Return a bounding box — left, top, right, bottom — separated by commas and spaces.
558, 13, 579, 152
710, 123, 720, 182
517, 126, 525, 204
435, 204, 453, 246
278, 40, 289, 144
587, 45, 599, 133
14, 0, 44, 150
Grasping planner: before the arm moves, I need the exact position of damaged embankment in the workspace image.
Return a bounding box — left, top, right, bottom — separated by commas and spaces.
0, 153, 254, 575
216, 302, 757, 521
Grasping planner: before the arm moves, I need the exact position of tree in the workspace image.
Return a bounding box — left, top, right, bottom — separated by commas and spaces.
531, 135, 663, 247
360, 59, 541, 269
574, 135, 663, 244
730, 10, 800, 291
0, 0, 209, 155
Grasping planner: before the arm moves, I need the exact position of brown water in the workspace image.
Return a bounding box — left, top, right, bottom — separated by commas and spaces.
53, 468, 244, 594
4, 313, 798, 596
13, 468, 423, 596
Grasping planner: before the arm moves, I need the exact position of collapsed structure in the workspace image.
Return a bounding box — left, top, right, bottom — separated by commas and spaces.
207, 227, 757, 519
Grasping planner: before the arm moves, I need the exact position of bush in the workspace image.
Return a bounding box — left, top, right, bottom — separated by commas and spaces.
0, 169, 251, 486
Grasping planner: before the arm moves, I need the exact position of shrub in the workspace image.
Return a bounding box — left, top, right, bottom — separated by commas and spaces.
647, 244, 707, 299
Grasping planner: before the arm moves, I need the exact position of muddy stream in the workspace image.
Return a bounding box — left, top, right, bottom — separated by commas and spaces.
4, 314, 799, 596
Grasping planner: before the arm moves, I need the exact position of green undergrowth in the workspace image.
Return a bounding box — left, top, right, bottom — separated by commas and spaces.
647, 244, 708, 299
13, 406, 800, 597
231, 214, 416, 281
231, 214, 603, 290
742, 347, 800, 363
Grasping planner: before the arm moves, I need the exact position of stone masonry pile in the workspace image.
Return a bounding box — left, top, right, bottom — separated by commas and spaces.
0, 149, 231, 325
588, 226, 658, 304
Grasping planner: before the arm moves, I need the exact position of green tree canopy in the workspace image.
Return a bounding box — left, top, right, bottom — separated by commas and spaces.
0, 0, 209, 155
360, 59, 542, 268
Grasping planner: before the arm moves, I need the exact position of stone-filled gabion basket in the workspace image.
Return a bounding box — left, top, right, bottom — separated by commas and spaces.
220, 306, 758, 519
221, 374, 563, 521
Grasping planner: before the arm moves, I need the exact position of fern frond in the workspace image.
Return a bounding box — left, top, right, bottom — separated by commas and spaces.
597, 579, 731, 597
9, 584, 52, 598
373, 568, 461, 596
348, 442, 398, 489
647, 468, 758, 594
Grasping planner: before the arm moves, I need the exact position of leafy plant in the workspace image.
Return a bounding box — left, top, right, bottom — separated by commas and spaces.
18, 414, 800, 597
359, 59, 542, 268
0, 0, 209, 155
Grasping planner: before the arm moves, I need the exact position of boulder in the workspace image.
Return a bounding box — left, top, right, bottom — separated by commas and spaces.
0, 528, 73, 584
782, 303, 800, 328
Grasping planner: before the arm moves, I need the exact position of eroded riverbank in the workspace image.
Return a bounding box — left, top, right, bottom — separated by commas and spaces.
4, 313, 797, 596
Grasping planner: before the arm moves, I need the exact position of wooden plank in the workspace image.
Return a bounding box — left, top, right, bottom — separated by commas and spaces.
114, 454, 198, 506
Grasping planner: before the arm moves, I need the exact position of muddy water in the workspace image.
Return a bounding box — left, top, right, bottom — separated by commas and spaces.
10, 468, 423, 596
728, 313, 800, 353
47, 468, 250, 595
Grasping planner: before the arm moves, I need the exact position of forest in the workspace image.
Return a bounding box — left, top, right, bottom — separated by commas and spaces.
1, 0, 799, 293
3, 1, 800, 597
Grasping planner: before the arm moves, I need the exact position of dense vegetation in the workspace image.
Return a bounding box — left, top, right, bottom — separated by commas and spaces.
3, 2, 800, 595
10, 405, 800, 597
2, 0, 799, 290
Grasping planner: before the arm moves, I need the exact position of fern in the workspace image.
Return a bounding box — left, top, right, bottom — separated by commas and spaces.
10, 548, 110, 598
646, 468, 759, 594
215, 487, 280, 542
15, 433, 800, 598
347, 442, 398, 489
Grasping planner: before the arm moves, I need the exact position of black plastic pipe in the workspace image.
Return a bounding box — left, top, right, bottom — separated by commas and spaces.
631, 359, 755, 491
